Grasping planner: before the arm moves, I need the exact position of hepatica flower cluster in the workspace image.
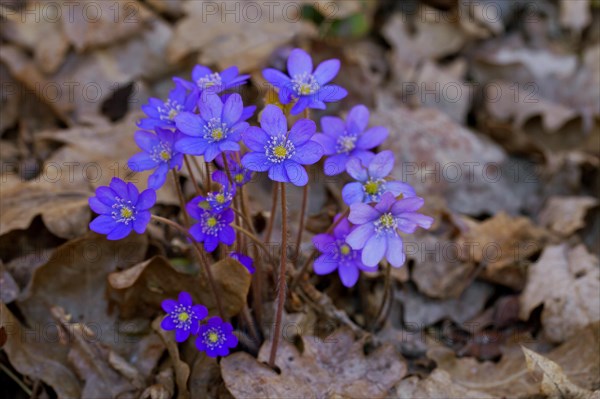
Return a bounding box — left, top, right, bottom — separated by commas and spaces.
87, 48, 433, 357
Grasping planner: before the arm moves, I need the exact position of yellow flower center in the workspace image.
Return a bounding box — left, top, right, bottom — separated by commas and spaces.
208, 332, 219, 343
215, 194, 226, 203
379, 213, 395, 229
340, 244, 351, 256
364, 181, 380, 195
206, 217, 217, 227
299, 83, 312, 95
120, 207, 133, 219
273, 145, 287, 158
178, 312, 189, 322
211, 128, 224, 141
234, 174, 244, 183
168, 109, 179, 120
159, 150, 171, 161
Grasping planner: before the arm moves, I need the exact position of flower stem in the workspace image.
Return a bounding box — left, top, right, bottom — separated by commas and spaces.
269, 182, 287, 368
294, 178, 309, 263
205, 161, 212, 188
231, 224, 273, 263
172, 169, 191, 227
150, 215, 226, 319
264, 184, 278, 243
241, 185, 264, 328
184, 155, 203, 195
290, 207, 350, 290
373, 261, 391, 330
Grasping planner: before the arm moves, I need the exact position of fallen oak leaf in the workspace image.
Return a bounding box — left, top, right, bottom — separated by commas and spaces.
221, 328, 406, 399
522, 346, 594, 399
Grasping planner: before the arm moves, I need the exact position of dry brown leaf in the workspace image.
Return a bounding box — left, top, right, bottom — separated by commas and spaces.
397, 281, 494, 327
0, 303, 82, 398
520, 244, 600, 342
428, 322, 600, 398
539, 196, 598, 236
167, 1, 315, 71
390, 370, 493, 399
373, 102, 537, 217
522, 346, 594, 399
559, 0, 592, 33
411, 234, 476, 299
61, 1, 154, 52
0, 261, 19, 303
0, 179, 91, 238
151, 316, 190, 399
456, 212, 548, 290
221, 328, 406, 399
109, 256, 251, 319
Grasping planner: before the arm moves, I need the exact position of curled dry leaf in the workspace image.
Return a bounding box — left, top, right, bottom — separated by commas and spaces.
428, 322, 600, 398
522, 346, 595, 399
167, 1, 316, 71
520, 244, 600, 343
221, 329, 406, 399
109, 256, 251, 319
456, 212, 548, 290
538, 196, 598, 237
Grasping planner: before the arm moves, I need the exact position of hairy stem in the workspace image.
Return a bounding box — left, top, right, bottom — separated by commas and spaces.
269, 182, 287, 368
172, 169, 190, 228
372, 261, 391, 330
184, 155, 202, 196
264, 184, 278, 243
294, 179, 309, 264
231, 224, 273, 262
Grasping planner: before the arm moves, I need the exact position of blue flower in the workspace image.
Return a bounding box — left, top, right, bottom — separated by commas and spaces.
187, 198, 236, 252
312, 214, 375, 287
174, 65, 249, 94
128, 128, 184, 190
346, 192, 433, 267
138, 82, 198, 131
229, 251, 255, 274
174, 93, 249, 162
313, 105, 388, 176
89, 178, 156, 240
161, 291, 208, 342
214, 152, 253, 187
241, 105, 323, 186
342, 150, 416, 205
263, 48, 347, 115
187, 171, 236, 214
195, 316, 238, 358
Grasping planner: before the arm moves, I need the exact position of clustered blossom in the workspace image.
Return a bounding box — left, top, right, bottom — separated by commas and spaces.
241, 105, 323, 186
89, 47, 432, 348
313, 105, 388, 176
161, 292, 237, 357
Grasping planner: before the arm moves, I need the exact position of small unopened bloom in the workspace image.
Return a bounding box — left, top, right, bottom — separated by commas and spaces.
241, 105, 323, 186
195, 316, 238, 358
342, 150, 415, 205
346, 192, 433, 267
229, 251, 255, 274
263, 48, 347, 115
161, 292, 208, 342
313, 105, 388, 176
89, 178, 156, 240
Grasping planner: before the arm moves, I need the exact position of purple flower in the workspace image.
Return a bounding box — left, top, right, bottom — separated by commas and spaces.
187, 199, 236, 252
161, 292, 208, 342
241, 105, 323, 186
342, 150, 416, 205
312, 215, 375, 287
346, 192, 433, 268
313, 105, 388, 176
138, 82, 198, 131
174, 65, 249, 94
263, 48, 347, 115
195, 316, 238, 358
188, 171, 236, 214
174, 93, 249, 162
89, 178, 156, 240
214, 153, 253, 187
128, 128, 184, 190
229, 251, 255, 274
